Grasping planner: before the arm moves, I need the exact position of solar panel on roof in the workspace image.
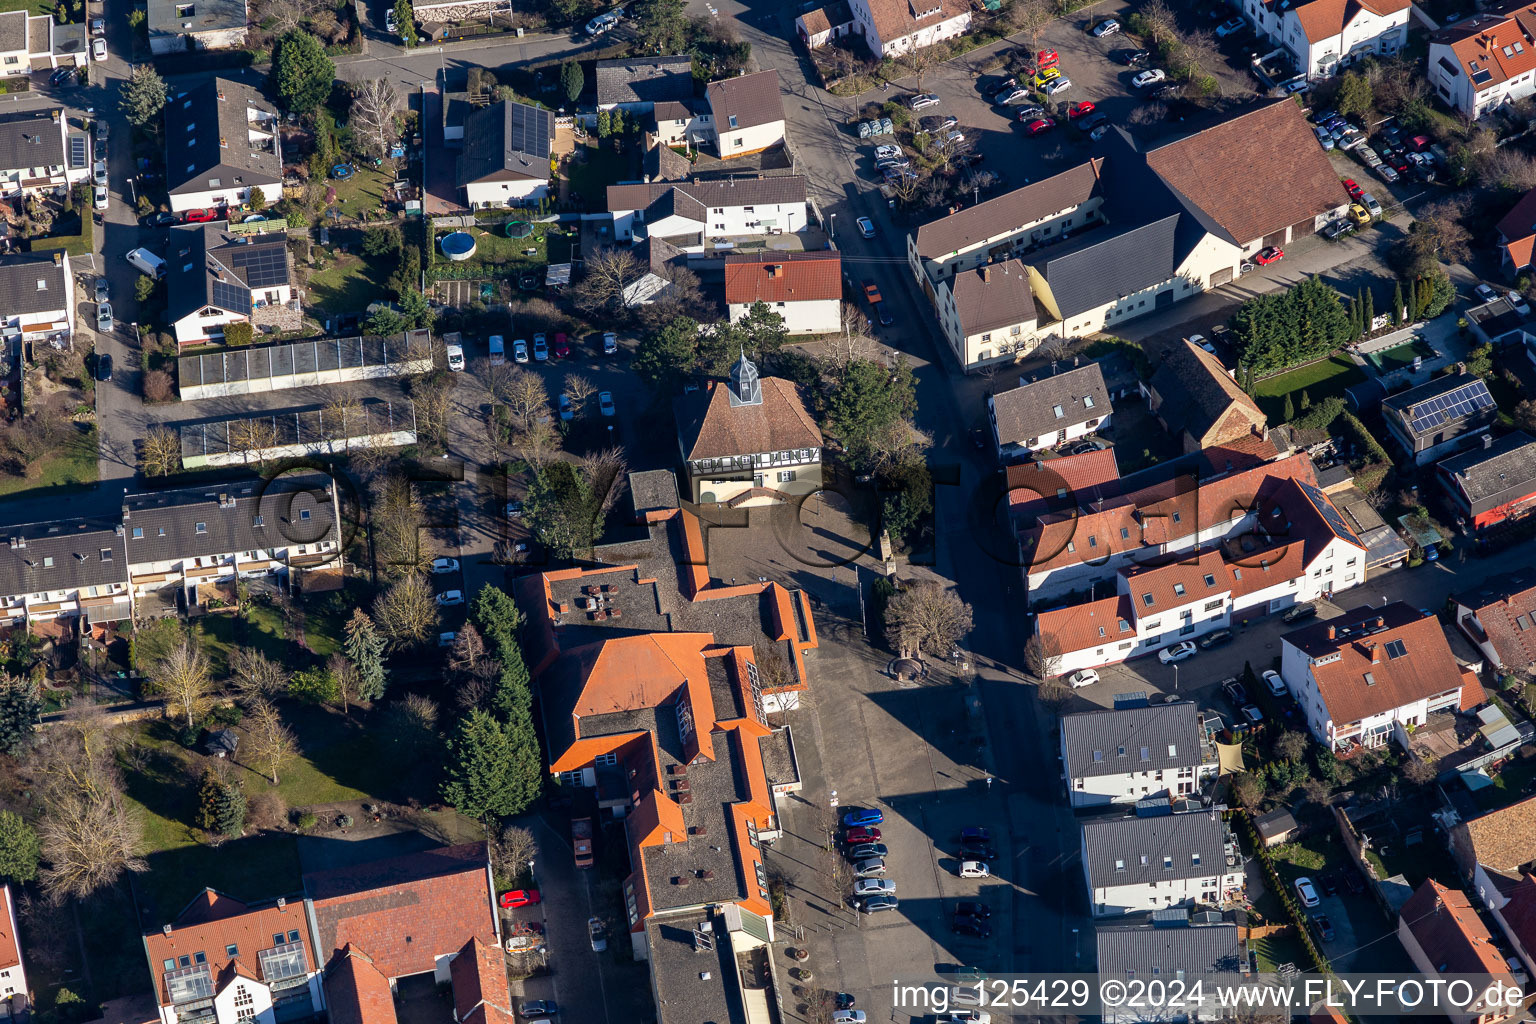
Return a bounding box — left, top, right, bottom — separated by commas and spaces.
227, 245, 287, 289
1474, 68, 1495, 84
68, 135, 86, 169
1409, 380, 1494, 434
211, 278, 251, 315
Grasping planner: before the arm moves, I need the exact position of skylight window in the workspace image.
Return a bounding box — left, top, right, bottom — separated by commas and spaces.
1053, 404, 1064, 418
1173, 583, 1185, 597
1204, 574, 1216, 587
1143, 593, 1155, 606
1084, 395, 1095, 408
1385, 639, 1407, 659
1520, 614, 1532, 631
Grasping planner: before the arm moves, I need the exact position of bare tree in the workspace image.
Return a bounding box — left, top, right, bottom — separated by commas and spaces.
140, 426, 182, 477
372, 472, 430, 578
350, 79, 401, 159
381, 692, 439, 759
1139, 0, 1179, 45
244, 699, 297, 785
327, 653, 362, 715
889, 168, 924, 207
490, 824, 536, 882
7, 407, 68, 472
898, 27, 941, 91
1006, 0, 1056, 50
511, 419, 561, 469
38, 786, 145, 901
570, 246, 643, 315
410, 376, 453, 452
229, 648, 288, 705
1128, 101, 1169, 126
563, 373, 596, 415
153, 640, 212, 728
886, 582, 973, 657
447, 623, 486, 675
1023, 632, 1063, 679
227, 417, 278, 466
497, 368, 550, 431
372, 573, 439, 648
1170, 30, 1223, 89
322, 389, 364, 454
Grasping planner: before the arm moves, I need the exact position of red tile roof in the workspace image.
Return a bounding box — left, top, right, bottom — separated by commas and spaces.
1036, 594, 1134, 664
1499, 187, 1536, 270
1495, 873, 1536, 953
0, 886, 19, 973
1464, 577, 1536, 672
323, 946, 397, 1024
1438, 6, 1536, 98
674, 376, 822, 462
1145, 101, 1345, 246
1284, 604, 1465, 727
1006, 448, 1122, 518
723, 251, 841, 305
305, 843, 496, 980
449, 937, 512, 1022
1400, 879, 1511, 977
143, 891, 315, 1006
1292, 0, 1411, 44
1122, 549, 1231, 614
862, 0, 969, 47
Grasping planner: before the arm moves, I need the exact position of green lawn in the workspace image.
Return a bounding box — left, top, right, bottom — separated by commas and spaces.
306, 253, 391, 314
565, 142, 631, 211
1254, 355, 1365, 423
1363, 337, 1435, 373
0, 424, 97, 498
0, 0, 54, 17
1252, 931, 1312, 972
325, 164, 393, 220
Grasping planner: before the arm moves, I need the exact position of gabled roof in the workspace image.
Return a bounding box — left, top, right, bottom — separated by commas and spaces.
1062, 702, 1206, 780
323, 946, 397, 1024
1435, 5, 1536, 96
142, 890, 315, 1007
1497, 187, 1536, 272
1030, 213, 1195, 319
122, 475, 334, 567
912, 160, 1103, 260
167, 222, 290, 324
1096, 921, 1244, 981
0, 107, 63, 173
706, 70, 784, 132
1148, 340, 1266, 444
1456, 568, 1536, 671
950, 259, 1036, 338
456, 101, 553, 186
0, 515, 126, 604
1036, 594, 1134, 660
1282, 603, 1466, 727
1006, 447, 1121, 518
1291, 0, 1411, 44
0, 251, 68, 317
1381, 372, 1496, 442
607, 175, 808, 215
448, 937, 513, 1023
164, 79, 280, 197
992, 363, 1109, 446
1400, 879, 1511, 977
1082, 812, 1230, 890
595, 55, 694, 107
723, 251, 841, 304
1456, 794, 1536, 877
0, 886, 20, 974
861, 0, 969, 44
1495, 873, 1536, 954
1440, 432, 1536, 515
674, 376, 821, 461
1145, 100, 1345, 245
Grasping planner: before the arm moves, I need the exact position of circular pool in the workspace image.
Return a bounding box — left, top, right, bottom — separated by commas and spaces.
440, 231, 477, 261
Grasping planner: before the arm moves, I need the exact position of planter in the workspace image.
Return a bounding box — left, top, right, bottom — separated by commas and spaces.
792, 948, 809, 962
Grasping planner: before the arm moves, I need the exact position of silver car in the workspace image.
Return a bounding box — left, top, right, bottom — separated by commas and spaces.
854, 878, 895, 896
908, 93, 940, 110
854, 857, 886, 877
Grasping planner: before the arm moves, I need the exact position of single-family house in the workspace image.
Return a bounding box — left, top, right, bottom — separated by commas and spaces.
1487, 871, 1536, 982
1397, 879, 1520, 1024
1060, 702, 1217, 808
1278, 603, 1478, 752
1096, 918, 1245, 1023
456, 101, 554, 209
1146, 340, 1268, 453
148, 0, 247, 53
847, 0, 971, 58
1081, 811, 1243, 917
607, 175, 808, 246
1240, 0, 1411, 79
164, 79, 282, 214
166, 223, 293, 347
0, 108, 82, 196
1454, 569, 1536, 675
0, 10, 88, 76
0, 251, 74, 346
723, 251, 841, 335
936, 260, 1039, 369
674, 352, 822, 508
1429, 5, 1536, 119
705, 71, 785, 158
795, 0, 853, 48
1439, 431, 1536, 530
1450, 793, 1536, 903
1497, 187, 1536, 277
595, 55, 694, 114
0, 886, 27, 1019
988, 362, 1110, 459
1381, 372, 1499, 466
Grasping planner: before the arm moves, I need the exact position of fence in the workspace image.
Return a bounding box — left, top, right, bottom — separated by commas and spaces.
1237, 808, 1328, 972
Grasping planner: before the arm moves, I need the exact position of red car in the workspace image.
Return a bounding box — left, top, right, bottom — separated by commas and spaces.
1254, 246, 1284, 265
1036, 49, 1058, 68
499, 889, 541, 909
184, 208, 218, 223
1067, 101, 1095, 119
1341, 178, 1364, 200
1024, 118, 1056, 136
553, 332, 570, 358
845, 826, 882, 844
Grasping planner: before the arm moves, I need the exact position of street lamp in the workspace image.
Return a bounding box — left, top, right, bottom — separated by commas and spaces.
829, 213, 836, 235
1072, 927, 1080, 963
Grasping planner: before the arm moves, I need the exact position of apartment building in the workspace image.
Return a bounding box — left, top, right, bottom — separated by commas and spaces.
1240, 0, 1411, 80
1060, 702, 1217, 808
1429, 5, 1536, 118
606, 175, 808, 246
0, 107, 88, 196
1081, 811, 1243, 917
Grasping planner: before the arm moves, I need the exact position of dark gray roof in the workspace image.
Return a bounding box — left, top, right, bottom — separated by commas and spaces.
122, 475, 335, 565
148, 0, 246, 38
165, 79, 281, 197
1032, 214, 1187, 319
167, 222, 289, 323
607, 175, 808, 214
0, 518, 126, 600
628, 469, 680, 518
1061, 702, 1204, 781
1082, 812, 1229, 891
1096, 921, 1245, 980
178, 400, 414, 461
0, 251, 68, 316
1454, 567, 1536, 613
912, 160, 1103, 260
1254, 808, 1298, 839
456, 101, 553, 186
645, 912, 745, 1024
992, 363, 1110, 446
706, 70, 784, 132
1382, 372, 1497, 442
1147, 341, 1263, 442
595, 55, 694, 107
1439, 431, 1536, 515
178, 331, 429, 392
0, 108, 64, 173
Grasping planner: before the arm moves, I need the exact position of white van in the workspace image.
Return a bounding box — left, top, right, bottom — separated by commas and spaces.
125, 247, 165, 279
488, 335, 505, 365
445, 342, 465, 372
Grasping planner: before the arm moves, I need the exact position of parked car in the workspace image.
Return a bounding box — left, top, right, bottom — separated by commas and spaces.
845, 825, 881, 844
1067, 100, 1096, 119
95, 352, 112, 381
95, 277, 109, 303
1313, 126, 1335, 150
1320, 873, 1339, 897
908, 93, 941, 110
97, 302, 112, 333
854, 878, 895, 896
856, 216, 876, 238
1132, 69, 1167, 88
843, 808, 883, 828
1262, 670, 1287, 697
1240, 704, 1264, 724
532, 334, 549, 361
960, 827, 991, 842
873, 143, 901, 161
585, 10, 618, 34
1016, 105, 1048, 122
1067, 669, 1099, 689
1294, 878, 1319, 908
384, 7, 397, 30
1216, 16, 1245, 35
853, 857, 887, 877
1091, 17, 1120, 35
1222, 678, 1248, 704
430, 557, 459, 574
995, 85, 1030, 106
858, 894, 900, 913
952, 914, 992, 938
506, 500, 523, 519
1475, 283, 1499, 303
598, 390, 615, 416
832, 1011, 867, 1024
436, 590, 465, 607
513, 338, 529, 363
184, 208, 218, 223
958, 860, 990, 878
1023, 117, 1056, 136
955, 900, 991, 918
588, 917, 607, 953
920, 114, 960, 132
89, 16, 104, 34
1043, 77, 1072, 95
1322, 218, 1353, 241
1282, 603, 1318, 624
49, 66, 74, 86
500, 889, 541, 909
1198, 629, 1233, 650
1254, 245, 1284, 265
602, 331, 618, 355
1311, 913, 1335, 942
959, 845, 997, 860
517, 1001, 558, 1017
558, 394, 573, 421
1114, 48, 1150, 65
1076, 112, 1111, 134
553, 332, 570, 358
1031, 66, 1061, 87
1158, 640, 1197, 664
92, 37, 106, 60
847, 843, 889, 860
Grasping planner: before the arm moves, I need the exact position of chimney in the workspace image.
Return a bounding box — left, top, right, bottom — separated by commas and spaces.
276, 896, 285, 909
981, 266, 990, 282
50, 109, 58, 122
1484, 433, 1495, 448
51, 252, 60, 267
1376, 615, 1385, 628
162, 924, 172, 935
1370, 643, 1381, 664
1327, 625, 1336, 640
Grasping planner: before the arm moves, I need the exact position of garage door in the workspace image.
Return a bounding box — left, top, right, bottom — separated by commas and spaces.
1262, 230, 1286, 248
1209, 266, 1233, 288
1155, 289, 1174, 309
1291, 217, 1317, 239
